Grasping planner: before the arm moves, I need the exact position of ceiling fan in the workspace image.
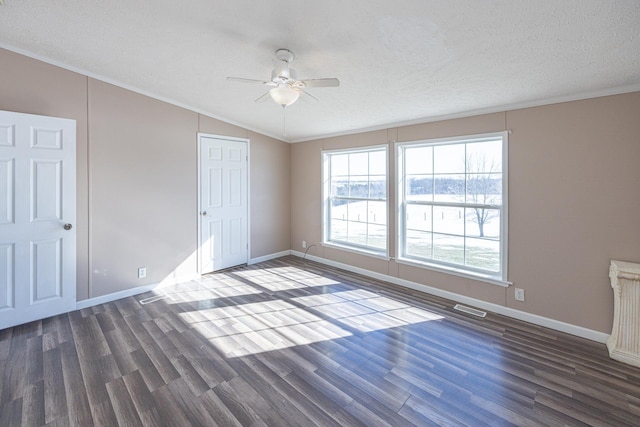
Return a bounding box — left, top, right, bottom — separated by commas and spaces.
227, 49, 340, 107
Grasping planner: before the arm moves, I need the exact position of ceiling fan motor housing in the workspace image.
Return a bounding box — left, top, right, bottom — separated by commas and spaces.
275, 48, 295, 63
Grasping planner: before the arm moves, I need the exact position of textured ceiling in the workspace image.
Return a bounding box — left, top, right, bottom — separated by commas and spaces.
1, 0, 639, 142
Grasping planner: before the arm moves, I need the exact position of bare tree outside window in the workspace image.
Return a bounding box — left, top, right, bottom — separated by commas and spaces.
399, 134, 505, 277
466, 152, 501, 237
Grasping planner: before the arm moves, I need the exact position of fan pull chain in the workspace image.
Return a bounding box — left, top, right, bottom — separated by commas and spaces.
282, 105, 287, 137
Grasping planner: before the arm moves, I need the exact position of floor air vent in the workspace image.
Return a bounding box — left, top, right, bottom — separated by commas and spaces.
453, 304, 487, 318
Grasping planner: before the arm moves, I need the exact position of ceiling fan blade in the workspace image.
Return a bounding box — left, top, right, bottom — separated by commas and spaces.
254, 91, 272, 103
299, 78, 340, 88
227, 76, 274, 85
301, 89, 319, 102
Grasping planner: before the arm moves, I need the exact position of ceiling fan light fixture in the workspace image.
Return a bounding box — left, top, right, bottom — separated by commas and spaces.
270, 86, 300, 107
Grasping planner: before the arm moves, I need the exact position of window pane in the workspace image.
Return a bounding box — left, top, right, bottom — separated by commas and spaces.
349, 179, 369, 198
466, 173, 501, 205
467, 140, 502, 173
398, 135, 504, 276
325, 147, 388, 254
406, 230, 432, 258
347, 221, 367, 246
368, 201, 386, 225
331, 177, 349, 197
465, 208, 500, 239
433, 206, 464, 236
405, 146, 433, 174
330, 199, 349, 220
367, 224, 387, 249
329, 219, 347, 242
434, 144, 465, 174
465, 237, 500, 271
369, 175, 386, 199
347, 200, 367, 222
406, 204, 432, 231
349, 152, 368, 176
406, 175, 433, 201
369, 150, 386, 175
433, 233, 465, 265
331, 154, 349, 176
434, 174, 465, 202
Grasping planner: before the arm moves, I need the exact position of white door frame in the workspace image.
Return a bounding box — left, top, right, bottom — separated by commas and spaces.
197, 133, 250, 274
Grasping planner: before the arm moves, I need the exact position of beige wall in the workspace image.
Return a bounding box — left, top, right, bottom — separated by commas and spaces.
0, 49, 91, 300
88, 79, 199, 297
290, 93, 640, 333
3, 46, 639, 334
1, 48, 291, 300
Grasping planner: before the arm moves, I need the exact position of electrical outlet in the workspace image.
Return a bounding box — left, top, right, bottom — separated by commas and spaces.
302, 240, 307, 249
514, 287, 525, 302
138, 267, 147, 279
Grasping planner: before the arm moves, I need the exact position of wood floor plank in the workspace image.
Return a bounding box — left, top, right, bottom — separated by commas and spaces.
105, 377, 143, 427
43, 347, 67, 425
58, 341, 93, 427
196, 389, 243, 427
0, 396, 23, 427
1, 255, 640, 426
230, 354, 339, 427
149, 383, 193, 427
21, 381, 45, 426
165, 378, 221, 427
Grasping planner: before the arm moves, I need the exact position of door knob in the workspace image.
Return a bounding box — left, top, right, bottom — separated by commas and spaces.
64, 223, 73, 230
202, 211, 208, 216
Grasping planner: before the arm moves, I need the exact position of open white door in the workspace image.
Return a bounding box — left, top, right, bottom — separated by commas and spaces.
0, 110, 76, 329
198, 135, 248, 274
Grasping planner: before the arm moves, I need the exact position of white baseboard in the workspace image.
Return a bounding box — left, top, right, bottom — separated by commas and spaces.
76, 274, 200, 310
76, 284, 160, 310
249, 250, 292, 265
75, 251, 609, 344
290, 250, 610, 344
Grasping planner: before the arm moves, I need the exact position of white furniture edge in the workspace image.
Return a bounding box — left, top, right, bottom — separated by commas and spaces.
607, 260, 640, 367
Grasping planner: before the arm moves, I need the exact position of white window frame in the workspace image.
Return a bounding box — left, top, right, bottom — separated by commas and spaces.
322, 144, 389, 258
396, 131, 509, 285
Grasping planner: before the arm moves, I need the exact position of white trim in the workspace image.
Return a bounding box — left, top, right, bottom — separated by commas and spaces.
0, 43, 286, 143
290, 250, 610, 343
76, 282, 161, 310
76, 274, 201, 310
4, 44, 638, 145
290, 84, 640, 143
321, 144, 390, 257
249, 250, 292, 265
395, 131, 509, 282
247, 138, 251, 263
321, 242, 390, 261
394, 258, 511, 287
196, 133, 250, 274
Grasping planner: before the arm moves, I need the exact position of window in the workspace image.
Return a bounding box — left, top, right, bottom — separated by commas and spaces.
323, 145, 388, 255
397, 132, 507, 281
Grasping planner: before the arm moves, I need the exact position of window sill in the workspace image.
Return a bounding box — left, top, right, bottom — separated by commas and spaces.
395, 257, 512, 288
321, 242, 390, 261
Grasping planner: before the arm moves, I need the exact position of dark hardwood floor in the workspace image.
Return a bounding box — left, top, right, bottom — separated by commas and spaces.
1, 256, 640, 426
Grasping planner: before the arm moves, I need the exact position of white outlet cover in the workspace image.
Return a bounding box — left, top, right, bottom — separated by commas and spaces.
514, 288, 525, 302
138, 267, 147, 279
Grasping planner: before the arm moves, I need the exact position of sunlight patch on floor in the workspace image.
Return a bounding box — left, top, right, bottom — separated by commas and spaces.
163, 264, 444, 358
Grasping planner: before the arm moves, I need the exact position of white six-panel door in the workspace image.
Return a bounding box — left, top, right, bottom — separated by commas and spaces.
198, 135, 248, 274
0, 110, 76, 330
